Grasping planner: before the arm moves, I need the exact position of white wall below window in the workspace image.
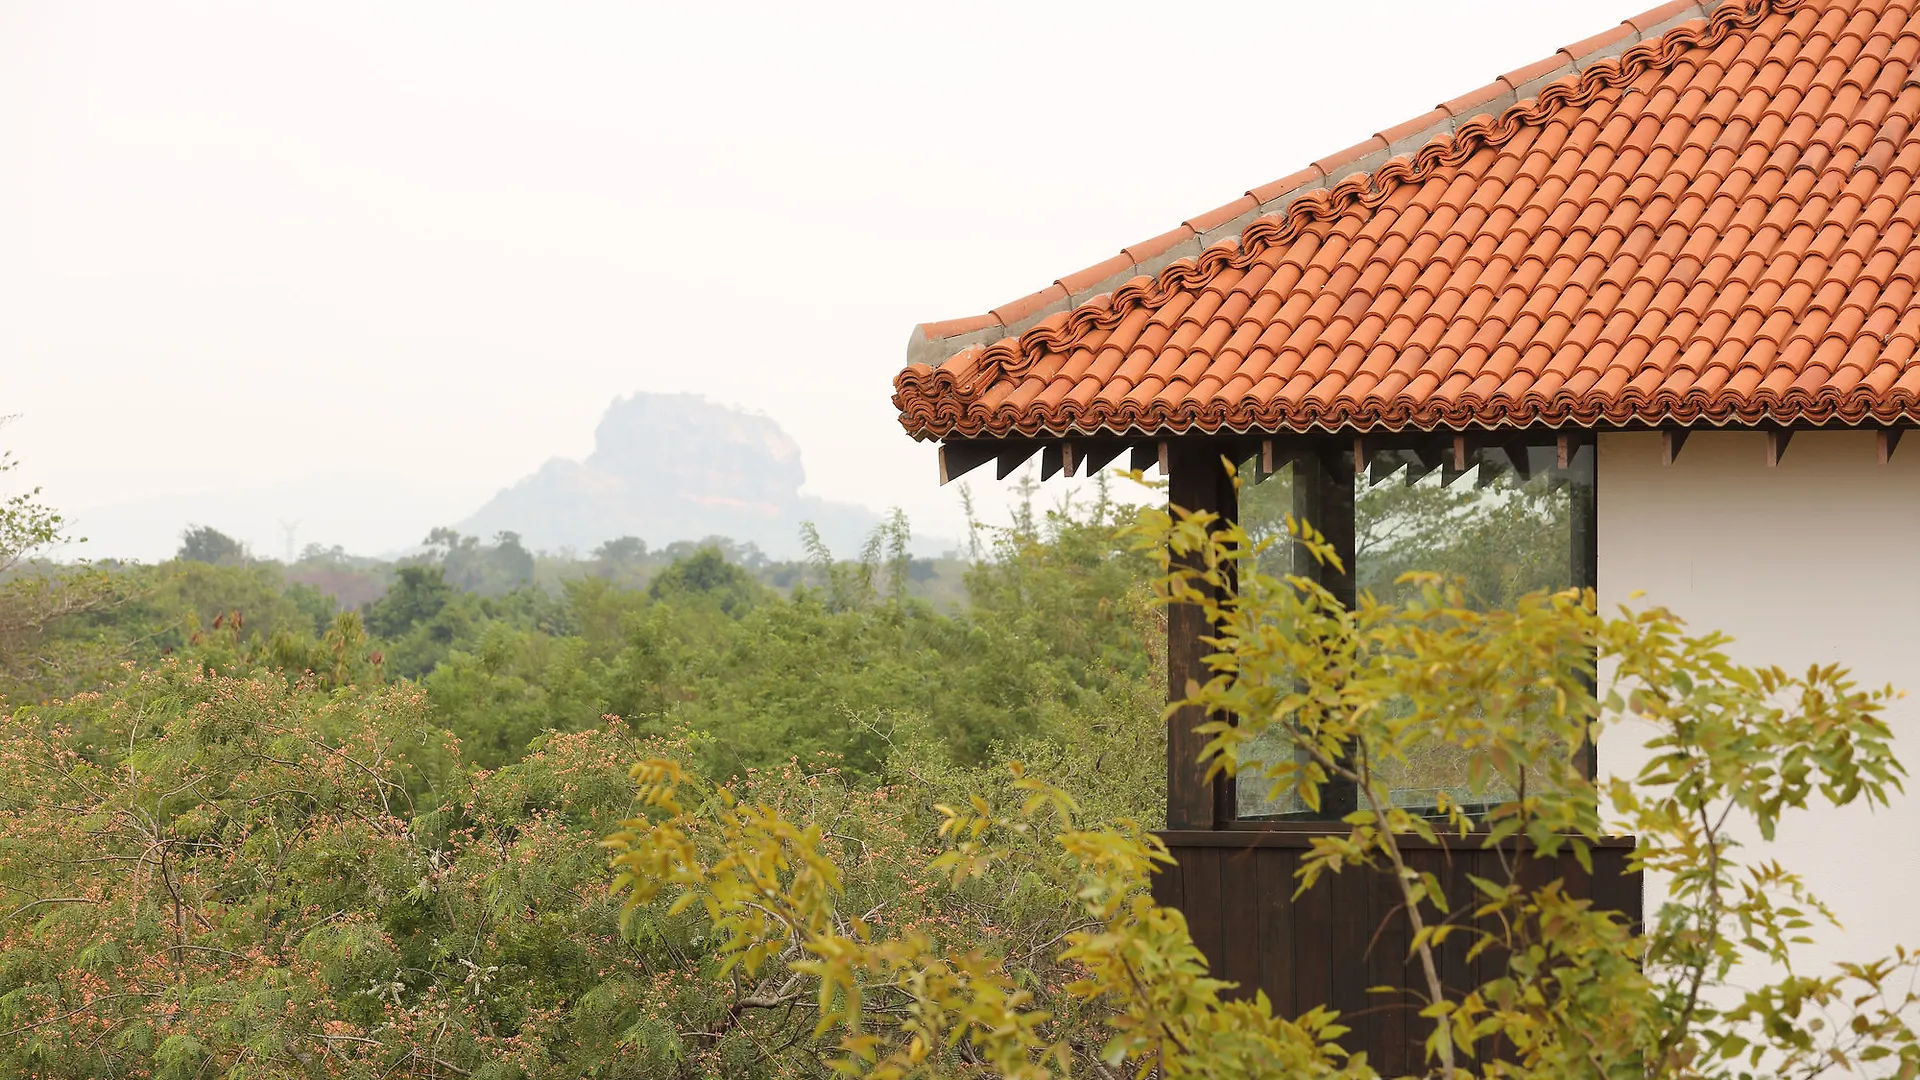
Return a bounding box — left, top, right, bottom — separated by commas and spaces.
1597, 429, 1920, 979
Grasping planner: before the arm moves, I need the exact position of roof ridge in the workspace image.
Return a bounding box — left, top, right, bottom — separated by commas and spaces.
896, 0, 1801, 425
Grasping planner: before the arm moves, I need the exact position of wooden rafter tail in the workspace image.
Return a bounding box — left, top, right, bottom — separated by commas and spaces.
1879, 426, 1903, 465
1475, 456, 1509, 489
1661, 429, 1688, 465
1062, 441, 1080, 478
1040, 444, 1065, 480
1367, 450, 1403, 487
1504, 438, 1535, 482
996, 444, 1039, 480
1556, 432, 1573, 470
1082, 441, 1129, 475
1441, 434, 1472, 487
938, 442, 998, 485
1353, 434, 1373, 476
1259, 438, 1276, 481
1765, 428, 1792, 467
1403, 444, 1441, 485
1157, 440, 1170, 477
1128, 442, 1156, 474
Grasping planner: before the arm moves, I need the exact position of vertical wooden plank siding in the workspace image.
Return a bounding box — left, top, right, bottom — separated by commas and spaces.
1255, 848, 1298, 1020
1440, 840, 1477, 1000
1470, 850, 1511, 1001
1291, 857, 1335, 1014
1159, 831, 1642, 1065
1328, 866, 1373, 1051
1183, 847, 1226, 978
1402, 847, 1447, 1069
1559, 845, 1593, 907
1218, 848, 1264, 1001
1148, 850, 1186, 915
1368, 861, 1412, 1075
1590, 845, 1639, 933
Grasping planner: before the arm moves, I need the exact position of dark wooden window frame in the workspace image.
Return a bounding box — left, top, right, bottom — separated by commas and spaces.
1163, 431, 1599, 831
933, 428, 1599, 831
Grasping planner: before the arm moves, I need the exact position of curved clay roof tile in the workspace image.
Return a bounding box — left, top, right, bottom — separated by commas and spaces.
895, 0, 1920, 439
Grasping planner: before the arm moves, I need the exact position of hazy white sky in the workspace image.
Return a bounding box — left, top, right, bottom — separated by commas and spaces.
1, 0, 1656, 558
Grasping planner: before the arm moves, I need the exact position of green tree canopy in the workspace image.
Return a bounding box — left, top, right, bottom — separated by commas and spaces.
363, 564, 454, 639
647, 545, 767, 615
176, 523, 246, 564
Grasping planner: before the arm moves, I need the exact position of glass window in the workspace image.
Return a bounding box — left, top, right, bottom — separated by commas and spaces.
1233, 438, 1596, 820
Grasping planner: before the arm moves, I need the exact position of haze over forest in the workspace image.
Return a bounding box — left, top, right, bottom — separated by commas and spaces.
458, 393, 883, 560
57, 393, 926, 564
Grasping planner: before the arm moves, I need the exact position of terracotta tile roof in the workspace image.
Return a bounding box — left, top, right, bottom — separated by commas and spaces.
894, 0, 1920, 441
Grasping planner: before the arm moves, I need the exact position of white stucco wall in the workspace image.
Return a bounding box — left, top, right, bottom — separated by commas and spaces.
1597, 429, 1920, 976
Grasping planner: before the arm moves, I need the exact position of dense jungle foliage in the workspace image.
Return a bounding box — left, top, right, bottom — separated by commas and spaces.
609, 494, 1920, 1080
14, 449, 1903, 1078
0, 460, 1183, 1077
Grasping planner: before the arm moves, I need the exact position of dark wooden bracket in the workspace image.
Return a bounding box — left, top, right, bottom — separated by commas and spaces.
1879, 426, 1904, 464
1040, 442, 1084, 480
1120, 441, 1175, 476
939, 443, 999, 485
940, 437, 1167, 485
1040, 444, 1064, 480
1083, 442, 1129, 475
1402, 445, 1442, 485
1503, 438, 1536, 482
995, 444, 1040, 479
1475, 457, 1509, 488
1367, 452, 1402, 486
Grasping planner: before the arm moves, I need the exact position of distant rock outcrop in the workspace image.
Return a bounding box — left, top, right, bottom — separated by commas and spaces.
456, 394, 878, 558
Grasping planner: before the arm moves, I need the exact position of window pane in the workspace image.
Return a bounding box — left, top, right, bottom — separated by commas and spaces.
1234, 441, 1594, 820
1358, 447, 1576, 612
1234, 458, 1310, 818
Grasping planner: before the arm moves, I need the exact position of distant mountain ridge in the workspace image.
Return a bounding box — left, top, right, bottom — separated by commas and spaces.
456, 393, 879, 558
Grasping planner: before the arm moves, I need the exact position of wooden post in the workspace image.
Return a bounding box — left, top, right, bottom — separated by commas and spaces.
1165, 443, 1238, 830
1568, 439, 1597, 594
1567, 436, 1599, 781
1290, 446, 1356, 609
1289, 445, 1358, 819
